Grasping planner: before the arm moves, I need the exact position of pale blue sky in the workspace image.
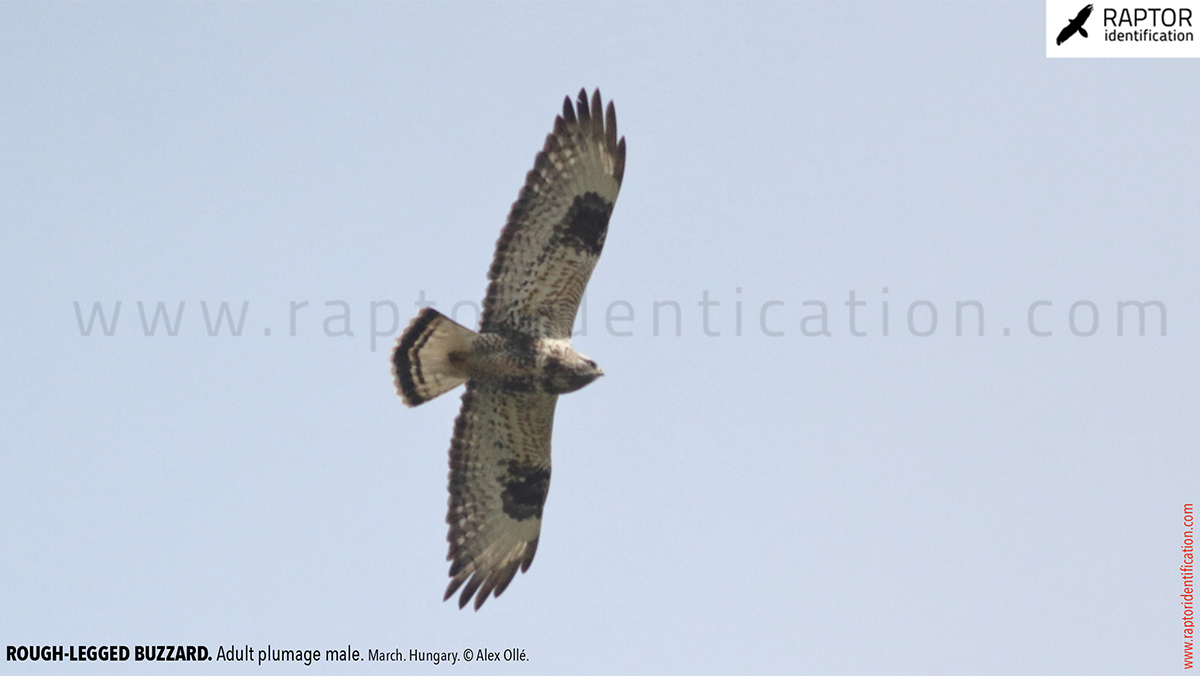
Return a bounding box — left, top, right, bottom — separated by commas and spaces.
2, 2, 1197, 674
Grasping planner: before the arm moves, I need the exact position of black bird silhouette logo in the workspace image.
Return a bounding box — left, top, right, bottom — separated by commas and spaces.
1057, 4, 1094, 45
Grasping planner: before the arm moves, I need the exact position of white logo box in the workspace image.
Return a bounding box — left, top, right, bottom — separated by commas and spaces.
1047, 0, 1200, 57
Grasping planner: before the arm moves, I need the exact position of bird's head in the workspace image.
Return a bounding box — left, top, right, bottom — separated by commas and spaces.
540, 349, 603, 394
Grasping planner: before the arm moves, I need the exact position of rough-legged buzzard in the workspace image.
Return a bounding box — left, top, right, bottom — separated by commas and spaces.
392, 89, 626, 609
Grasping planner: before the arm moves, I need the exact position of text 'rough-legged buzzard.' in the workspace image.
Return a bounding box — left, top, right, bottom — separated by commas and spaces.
392, 89, 626, 610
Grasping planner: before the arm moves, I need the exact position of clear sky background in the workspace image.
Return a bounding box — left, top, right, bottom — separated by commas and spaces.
2, 2, 1197, 674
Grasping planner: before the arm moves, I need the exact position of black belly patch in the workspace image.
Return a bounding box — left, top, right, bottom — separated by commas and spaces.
500, 461, 550, 521
560, 192, 612, 255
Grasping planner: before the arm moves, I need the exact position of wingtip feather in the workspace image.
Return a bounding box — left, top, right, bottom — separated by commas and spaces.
590, 89, 604, 140
614, 137, 626, 185
521, 536, 540, 572
561, 95, 576, 124
459, 574, 485, 609
492, 559, 522, 597
605, 100, 618, 149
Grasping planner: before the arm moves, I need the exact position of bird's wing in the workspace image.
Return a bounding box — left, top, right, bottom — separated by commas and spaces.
479, 88, 626, 339
1056, 23, 1077, 44
443, 381, 558, 609
1077, 4, 1093, 22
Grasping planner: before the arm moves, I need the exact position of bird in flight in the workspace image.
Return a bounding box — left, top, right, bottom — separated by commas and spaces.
1057, 4, 1093, 45
392, 89, 625, 609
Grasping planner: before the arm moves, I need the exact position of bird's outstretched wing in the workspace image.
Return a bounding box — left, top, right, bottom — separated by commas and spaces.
480, 89, 626, 339
443, 382, 558, 610
1076, 4, 1093, 37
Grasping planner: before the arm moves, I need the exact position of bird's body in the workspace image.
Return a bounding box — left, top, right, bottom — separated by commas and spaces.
392, 89, 625, 610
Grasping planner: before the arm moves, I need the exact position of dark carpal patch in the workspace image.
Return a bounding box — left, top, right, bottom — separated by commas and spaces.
500, 461, 550, 521
560, 192, 612, 256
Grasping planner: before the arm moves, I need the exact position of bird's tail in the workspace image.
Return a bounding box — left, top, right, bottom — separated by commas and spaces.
1079, 27, 1088, 38
392, 307, 476, 407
